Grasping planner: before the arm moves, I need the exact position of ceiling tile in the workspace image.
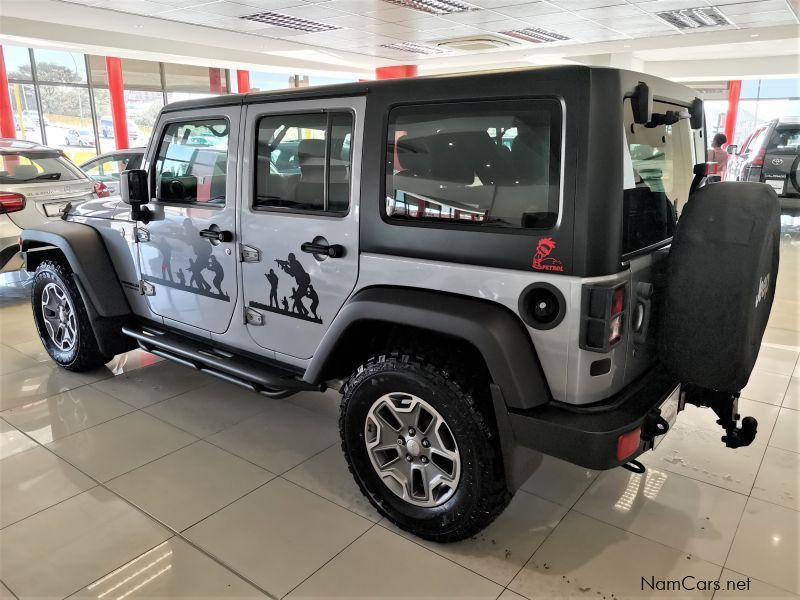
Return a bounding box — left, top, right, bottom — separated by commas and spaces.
274, 3, 350, 18
729, 8, 798, 22
637, 0, 713, 11
547, 0, 626, 9
494, 1, 564, 18
467, 17, 529, 29
717, 0, 789, 14
519, 11, 587, 25
442, 8, 510, 22
575, 4, 645, 18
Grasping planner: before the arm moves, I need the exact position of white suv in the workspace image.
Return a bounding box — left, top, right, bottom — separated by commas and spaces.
0, 139, 102, 271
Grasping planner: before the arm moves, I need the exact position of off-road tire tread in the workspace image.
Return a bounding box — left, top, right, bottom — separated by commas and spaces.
32, 259, 112, 371
340, 347, 510, 542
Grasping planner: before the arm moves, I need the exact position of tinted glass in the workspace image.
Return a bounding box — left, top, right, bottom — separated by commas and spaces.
0, 153, 81, 183
32, 49, 87, 84
154, 120, 229, 204
254, 112, 353, 213
767, 126, 800, 155
385, 100, 561, 229
83, 153, 139, 182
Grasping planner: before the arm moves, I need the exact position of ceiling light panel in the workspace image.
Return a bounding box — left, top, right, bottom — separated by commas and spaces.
380, 0, 480, 15
380, 41, 447, 54
655, 6, 731, 28
500, 27, 570, 42
240, 12, 342, 31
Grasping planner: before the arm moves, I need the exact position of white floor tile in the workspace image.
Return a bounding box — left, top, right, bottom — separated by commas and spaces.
0, 581, 13, 599
207, 402, 338, 474
520, 453, 599, 506
754, 346, 800, 377
0, 345, 39, 376
47, 411, 197, 482
387, 490, 568, 586
0, 487, 170, 600
770, 408, 800, 454
184, 478, 371, 598
783, 378, 800, 410
144, 380, 270, 438
90, 361, 214, 409
715, 569, 800, 599
1, 385, 135, 444
676, 398, 781, 439
0, 446, 95, 528
107, 440, 274, 531
11, 339, 55, 362
286, 525, 502, 600
751, 446, 800, 511
68, 538, 266, 599
497, 591, 529, 600
0, 363, 112, 412
509, 510, 721, 599
726, 498, 800, 594
283, 443, 381, 522
640, 426, 767, 495
741, 370, 792, 406
574, 467, 747, 565
286, 388, 342, 420
0, 418, 36, 460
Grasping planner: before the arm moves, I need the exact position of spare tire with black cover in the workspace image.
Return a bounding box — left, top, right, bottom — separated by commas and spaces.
660, 182, 780, 393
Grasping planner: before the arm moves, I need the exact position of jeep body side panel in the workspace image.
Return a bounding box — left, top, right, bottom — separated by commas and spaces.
304, 285, 551, 411
20, 220, 130, 318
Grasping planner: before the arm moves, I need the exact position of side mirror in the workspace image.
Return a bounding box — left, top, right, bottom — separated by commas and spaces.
119, 169, 151, 222
690, 98, 704, 130
631, 81, 653, 125
726, 145, 738, 155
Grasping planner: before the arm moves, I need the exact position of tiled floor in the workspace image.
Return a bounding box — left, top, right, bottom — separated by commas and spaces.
1, 225, 798, 599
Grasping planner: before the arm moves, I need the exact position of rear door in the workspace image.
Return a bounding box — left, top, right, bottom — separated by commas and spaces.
137, 107, 240, 335
761, 122, 800, 196
622, 98, 696, 383
239, 97, 364, 359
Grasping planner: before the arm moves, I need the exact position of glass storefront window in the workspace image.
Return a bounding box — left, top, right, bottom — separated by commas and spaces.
164, 63, 228, 94
40, 85, 96, 162
33, 49, 87, 84
6, 83, 43, 144
4, 45, 33, 81
125, 89, 163, 143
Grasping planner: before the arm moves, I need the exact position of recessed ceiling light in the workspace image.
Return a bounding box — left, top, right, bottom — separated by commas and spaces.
381, 0, 479, 15
500, 27, 570, 43
655, 6, 730, 29
240, 12, 341, 32
380, 41, 446, 54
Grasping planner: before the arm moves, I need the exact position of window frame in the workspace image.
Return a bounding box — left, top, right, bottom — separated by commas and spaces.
251, 109, 355, 218
149, 115, 232, 208
380, 97, 564, 234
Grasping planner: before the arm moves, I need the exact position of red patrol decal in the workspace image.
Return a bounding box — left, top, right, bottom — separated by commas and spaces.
532, 237, 564, 272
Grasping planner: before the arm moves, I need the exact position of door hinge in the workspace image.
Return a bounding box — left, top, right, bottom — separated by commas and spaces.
135, 227, 150, 243
240, 244, 261, 263
245, 306, 264, 326
140, 280, 156, 296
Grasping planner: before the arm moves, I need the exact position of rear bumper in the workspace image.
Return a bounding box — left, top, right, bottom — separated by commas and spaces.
508, 367, 680, 470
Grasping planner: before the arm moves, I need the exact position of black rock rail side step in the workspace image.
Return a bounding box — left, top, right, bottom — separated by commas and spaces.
122, 325, 322, 396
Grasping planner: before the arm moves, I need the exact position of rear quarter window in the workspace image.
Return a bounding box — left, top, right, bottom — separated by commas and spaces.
767, 126, 800, 155
0, 153, 82, 184
385, 99, 562, 229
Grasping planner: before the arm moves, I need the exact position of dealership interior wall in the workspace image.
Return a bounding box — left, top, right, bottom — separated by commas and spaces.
0, 0, 799, 598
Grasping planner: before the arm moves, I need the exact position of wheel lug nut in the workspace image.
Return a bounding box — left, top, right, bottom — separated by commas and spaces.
421, 439, 430, 448
397, 438, 405, 446
408, 427, 416, 436
420, 456, 428, 464
405, 455, 413, 462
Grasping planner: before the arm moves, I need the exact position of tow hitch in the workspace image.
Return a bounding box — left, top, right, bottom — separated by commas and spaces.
682, 385, 758, 449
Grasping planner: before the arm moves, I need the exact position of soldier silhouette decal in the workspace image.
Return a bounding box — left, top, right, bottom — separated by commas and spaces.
249, 253, 322, 324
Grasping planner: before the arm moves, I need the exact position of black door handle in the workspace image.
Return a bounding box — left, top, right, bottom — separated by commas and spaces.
199, 228, 233, 243
301, 241, 344, 258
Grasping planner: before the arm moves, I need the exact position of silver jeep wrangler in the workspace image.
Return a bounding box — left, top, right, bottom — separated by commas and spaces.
19, 66, 781, 542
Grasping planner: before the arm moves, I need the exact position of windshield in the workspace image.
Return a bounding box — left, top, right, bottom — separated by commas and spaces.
0, 153, 82, 184
767, 126, 800, 155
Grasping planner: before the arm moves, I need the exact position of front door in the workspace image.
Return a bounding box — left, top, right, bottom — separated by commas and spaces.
138, 108, 240, 334
240, 98, 364, 359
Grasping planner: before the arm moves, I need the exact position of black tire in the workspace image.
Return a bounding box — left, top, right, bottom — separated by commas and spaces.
31, 259, 112, 371
340, 351, 510, 542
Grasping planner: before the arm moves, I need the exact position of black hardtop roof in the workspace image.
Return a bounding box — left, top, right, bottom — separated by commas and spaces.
160, 65, 696, 114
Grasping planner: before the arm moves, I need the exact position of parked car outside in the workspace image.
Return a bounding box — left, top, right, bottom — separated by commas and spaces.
0, 139, 103, 271
80, 148, 145, 196
99, 116, 140, 141
64, 128, 95, 147
13, 114, 38, 132
728, 117, 800, 211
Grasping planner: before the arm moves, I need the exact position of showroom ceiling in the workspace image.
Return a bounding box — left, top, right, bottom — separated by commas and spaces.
47, 0, 800, 62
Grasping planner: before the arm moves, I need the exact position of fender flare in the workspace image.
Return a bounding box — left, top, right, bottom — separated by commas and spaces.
305, 286, 551, 411
20, 220, 130, 318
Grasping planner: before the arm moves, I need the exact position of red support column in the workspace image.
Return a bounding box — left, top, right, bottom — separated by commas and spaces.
105, 57, 129, 150
723, 80, 742, 147
209, 68, 224, 94
375, 65, 418, 80
236, 70, 250, 93
0, 46, 16, 139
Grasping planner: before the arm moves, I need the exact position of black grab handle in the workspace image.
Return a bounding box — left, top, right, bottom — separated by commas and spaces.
199, 228, 233, 243
301, 241, 344, 258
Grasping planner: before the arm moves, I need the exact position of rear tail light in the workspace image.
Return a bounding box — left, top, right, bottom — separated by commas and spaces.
580, 283, 627, 352
0, 192, 26, 214
617, 427, 642, 461
94, 182, 110, 198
